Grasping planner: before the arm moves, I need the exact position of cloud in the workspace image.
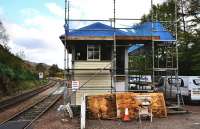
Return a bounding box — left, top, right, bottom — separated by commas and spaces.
20, 8, 40, 18
68, 0, 167, 28
14, 38, 47, 49
3, 5, 65, 68
2, 0, 167, 68
6, 20, 65, 68
45, 3, 64, 17
70, 0, 166, 19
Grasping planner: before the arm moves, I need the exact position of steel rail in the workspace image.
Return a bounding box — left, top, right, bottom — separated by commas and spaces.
0, 84, 62, 129
0, 81, 56, 110
23, 94, 61, 129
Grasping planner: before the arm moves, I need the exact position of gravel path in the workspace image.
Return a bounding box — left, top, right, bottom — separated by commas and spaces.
33, 101, 200, 129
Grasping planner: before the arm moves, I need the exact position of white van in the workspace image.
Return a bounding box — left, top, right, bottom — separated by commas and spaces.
157, 76, 200, 102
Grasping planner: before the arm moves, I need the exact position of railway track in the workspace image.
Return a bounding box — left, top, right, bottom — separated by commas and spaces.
0, 85, 63, 129
0, 80, 57, 110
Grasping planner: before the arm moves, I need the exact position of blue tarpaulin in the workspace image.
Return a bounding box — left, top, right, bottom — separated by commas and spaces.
64, 21, 175, 53
67, 21, 175, 40
127, 22, 175, 53
128, 22, 175, 41
68, 22, 127, 36
128, 44, 144, 53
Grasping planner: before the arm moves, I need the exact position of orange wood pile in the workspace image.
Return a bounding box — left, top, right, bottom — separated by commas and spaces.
86, 94, 116, 119
86, 92, 167, 120
116, 93, 167, 119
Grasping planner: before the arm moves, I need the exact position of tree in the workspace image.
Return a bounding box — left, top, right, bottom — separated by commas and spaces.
16, 50, 26, 60
48, 64, 59, 77
36, 63, 46, 72
140, 0, 200, 75
0, 20, 9, 50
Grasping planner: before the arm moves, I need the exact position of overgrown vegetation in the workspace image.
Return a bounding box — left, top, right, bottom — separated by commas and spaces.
130, 0, 200, 75
0, 20, 46, 98
48, 64, 63, 78
0, 44, 40, 96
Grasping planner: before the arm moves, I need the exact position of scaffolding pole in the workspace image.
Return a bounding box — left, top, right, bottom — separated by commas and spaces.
112, 0, 116, 92
63, 0, 70, 105
151, 0, 155, 85
62, 0, 184, 109
151, 0, 184, 108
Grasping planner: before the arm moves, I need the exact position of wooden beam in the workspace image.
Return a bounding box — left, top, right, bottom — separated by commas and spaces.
116, 36, 160, 41
65, 36, 113, 41
60, 35, 160, 42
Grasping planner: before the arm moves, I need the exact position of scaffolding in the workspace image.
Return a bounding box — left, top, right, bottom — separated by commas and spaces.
62, 0, 184, 109
151, 0, 185, 109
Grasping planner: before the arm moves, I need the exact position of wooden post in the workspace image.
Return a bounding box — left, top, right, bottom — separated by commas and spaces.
81, 95, 86, 129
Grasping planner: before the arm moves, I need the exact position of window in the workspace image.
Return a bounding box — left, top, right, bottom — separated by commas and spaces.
193, 79, 200, 86
168, 78, 184, 87
158, 78, 164, 87
87, 44, 100, 61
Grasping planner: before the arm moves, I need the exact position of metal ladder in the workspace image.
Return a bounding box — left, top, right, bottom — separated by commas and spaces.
165, 44, 174, 68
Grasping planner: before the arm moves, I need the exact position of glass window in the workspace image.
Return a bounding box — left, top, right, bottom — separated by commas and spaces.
87, 44, 100, 61
158, 78, 164, 87
87, 51, 93, 59
193, 79, 200, 86
168, 78, 184, 87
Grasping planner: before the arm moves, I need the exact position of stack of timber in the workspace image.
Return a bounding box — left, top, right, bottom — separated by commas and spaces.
86, 94, 116, 119
86, 92, 167, 120
116, 93, 167, 119
148, 93, 167, 117
116, 93, 140, 119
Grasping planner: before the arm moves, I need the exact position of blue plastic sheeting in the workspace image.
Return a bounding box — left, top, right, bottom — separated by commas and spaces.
68, 22, 127, 36
128, 44, 144, 53
127, 22, 175, 53
65, 22, 175, 53
67, 22, 175, 41
127, 22, 175, 41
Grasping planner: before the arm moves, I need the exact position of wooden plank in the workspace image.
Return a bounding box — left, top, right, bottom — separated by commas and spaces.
116, 36, 160, 41
60, 35, 160, 42
67, 36, 113, 41
74, 61, 111, 69
116, 93, 140, 119
81, 96, 86, 129
116, 93, 167, 119
86, 94, 116, 119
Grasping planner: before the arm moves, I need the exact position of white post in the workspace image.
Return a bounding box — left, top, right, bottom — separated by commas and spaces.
81, 95, 86, 129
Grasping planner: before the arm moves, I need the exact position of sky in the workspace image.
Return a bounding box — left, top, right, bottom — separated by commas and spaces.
0, 0, 166, 68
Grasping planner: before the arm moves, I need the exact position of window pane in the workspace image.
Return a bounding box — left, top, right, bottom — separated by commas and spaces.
94, 51, 99, 59
94, 46, 100, 51
88, 51, 93, 59
88, 48, 93, 51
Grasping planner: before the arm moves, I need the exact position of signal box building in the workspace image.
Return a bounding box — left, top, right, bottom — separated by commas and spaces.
60, 22, 172, 105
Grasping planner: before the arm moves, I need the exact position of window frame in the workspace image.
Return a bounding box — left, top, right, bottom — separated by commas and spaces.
87, 44, 101, 61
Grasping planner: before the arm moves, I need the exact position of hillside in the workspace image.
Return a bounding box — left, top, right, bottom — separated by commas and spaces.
0, 45, 44, 98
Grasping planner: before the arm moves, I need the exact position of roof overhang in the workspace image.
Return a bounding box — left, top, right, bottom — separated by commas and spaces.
60, 35, 160, 43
